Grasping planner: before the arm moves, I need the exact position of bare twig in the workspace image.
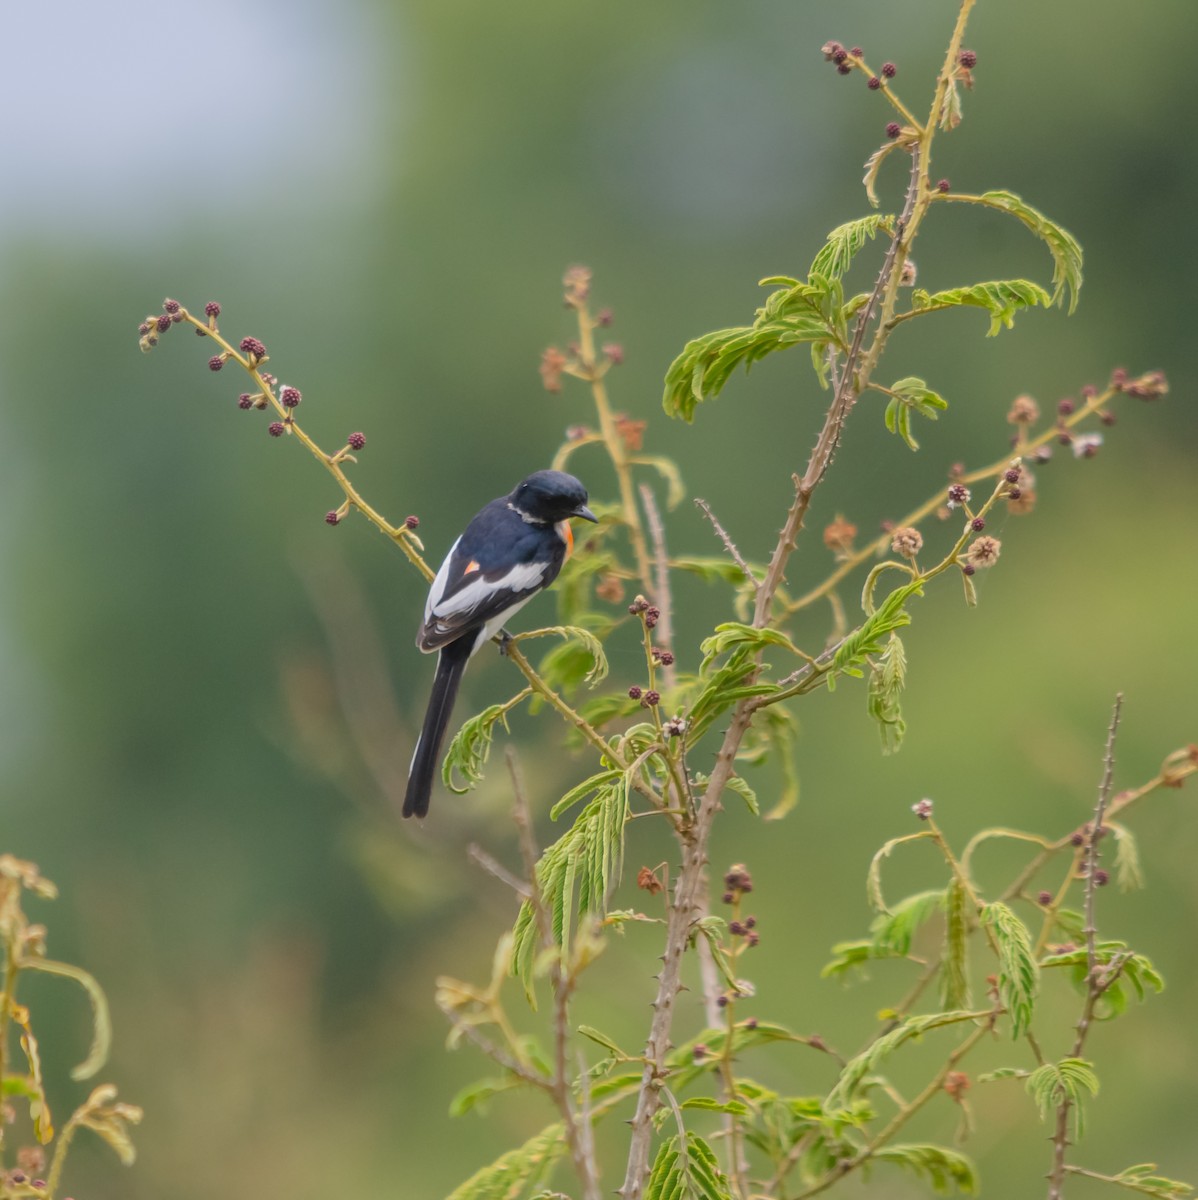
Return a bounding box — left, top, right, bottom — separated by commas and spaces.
694, 497, 759, 587
467, 843, 531, 899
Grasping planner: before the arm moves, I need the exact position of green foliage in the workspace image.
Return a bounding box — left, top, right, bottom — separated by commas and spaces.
1027, 1058, 1099, 1137
449, 1074, 527, 1117
1100, 1164, 1195, 1198
809, 214, 896, 281
981, 902, 1039, 1038
975, 189, 1084, 312
823, 888, 944, 979
941, 879, 971, 1011
835, 581, 921, 679
645, 1132, 731, 1200
882, 377, 948, 450
1110, 823, 1146, 891
907, 280, 1053, 336
523, 625, 610, 691
445, 1122, 566, 1200
827, 1011, 980, 1109
511, 770, 629, 993
442, 689, 531, 793
873, 1143, 979, 1195
867, 632, 907, 753
1040, 942, 1164, 1017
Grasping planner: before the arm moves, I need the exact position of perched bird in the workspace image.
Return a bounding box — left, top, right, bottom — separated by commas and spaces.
403, 470, 597, 818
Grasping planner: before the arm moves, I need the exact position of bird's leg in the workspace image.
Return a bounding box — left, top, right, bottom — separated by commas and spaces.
497, 628, 514, 656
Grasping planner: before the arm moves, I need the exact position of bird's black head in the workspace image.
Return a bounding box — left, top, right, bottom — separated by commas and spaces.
508, 470, 597, 525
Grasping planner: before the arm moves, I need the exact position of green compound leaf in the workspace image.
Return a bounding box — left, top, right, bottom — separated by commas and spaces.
867, 632, 907, 754
941, 878, 972, 1011
882, 376, 948, 451
446, 1122, 566, 1200
645, 1132, 732, 1200
981, 902, 1039, 1038
908, 280, 1052, 336
874, 1143, 979, 1195
809, 214, 895, 281
827, 1011, 981, 1110
442, 689, 532, 794
512, 771, 629, 998
1097, 1164, 1194, 1199
976, 190, 1084, 312
1027, 1058, 1099, 1138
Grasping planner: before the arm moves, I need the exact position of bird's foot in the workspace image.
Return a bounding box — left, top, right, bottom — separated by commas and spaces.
497, 629, 514, 656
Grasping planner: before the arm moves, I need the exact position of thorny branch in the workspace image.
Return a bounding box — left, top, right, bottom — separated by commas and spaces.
1046, 694, 1125, 1200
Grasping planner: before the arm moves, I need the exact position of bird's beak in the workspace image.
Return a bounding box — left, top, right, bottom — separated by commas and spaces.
574, 504, 598, 523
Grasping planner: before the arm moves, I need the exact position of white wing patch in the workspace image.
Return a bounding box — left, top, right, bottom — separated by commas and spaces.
423, 537, 461, 624
430, 559, 548, 622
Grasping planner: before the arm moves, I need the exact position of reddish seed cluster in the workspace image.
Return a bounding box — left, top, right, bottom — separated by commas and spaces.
325, 511, 341, 526
602, 342, 624, 365
208, 355, 224, 372
885, 121, 902, 139
280, 386, 302, 408
238, 393, 254, 410
405, 514, 420, 530
937, 178, 951, 193
205, 301, 222, 318
628, 685, 643, 700
912, 798, 934, 820
268, 421, 285, 437
628, 596, 651, 615
652, 648, 675, 666
155, 313, 172, 333
1004, 467, 1022, 484
644, 605, 661, 629
958, 49, 978, 68
240, 336, 267, 360
723, 864, 753, 898
868, 76, 881, 90
642, 689, 660, 707
1037, 891, 1053, 906
970, 517, 985, 532
881, 61, 897, 77
947, 483, 971, 507
347, 432, 366, 450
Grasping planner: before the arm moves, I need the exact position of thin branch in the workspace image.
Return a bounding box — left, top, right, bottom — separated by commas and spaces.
467, 843, 531, 899
639, 482, 677, 690
1046, 693, 1124, 1200
694, 498, 759, 587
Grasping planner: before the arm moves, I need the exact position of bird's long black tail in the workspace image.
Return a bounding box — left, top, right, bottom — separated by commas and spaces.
404, 639, 471, 818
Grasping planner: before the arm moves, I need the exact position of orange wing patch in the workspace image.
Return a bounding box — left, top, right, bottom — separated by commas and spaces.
558, 520, 574, 560
463, 560, 481, 574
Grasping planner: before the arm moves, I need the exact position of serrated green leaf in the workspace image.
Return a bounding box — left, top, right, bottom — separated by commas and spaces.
1110, 822, 1145, 892
577, 1025, 628, 1057
1027, 1058, 1098, 1137
520, 624, 609, 689
975, 190, 1084, 312
908, 280, 1052, 336
442, 689, 532, 794
875, 1143, 978, 1195
446, 1122, 566, 1200
680, 1096, 751, 1117
513, 771, 629, 999
645, 1133, 732, 1200
723, 774, 759, 816
867, 632, 907, 754
810, 215, 895, 281
981, 902, 1038, 1038
827, 1011, 982, 1109
863, 141, 901, 208
21, 957, 113, 1081
940, 77, 963, 131
866, 831, 936, 914
449, 1075, 526, 1117
1104, 1163, 1194, 1199
941, 879, 971, 1011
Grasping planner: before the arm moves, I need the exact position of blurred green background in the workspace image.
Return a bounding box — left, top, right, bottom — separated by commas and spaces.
1, 1, 1195, 1196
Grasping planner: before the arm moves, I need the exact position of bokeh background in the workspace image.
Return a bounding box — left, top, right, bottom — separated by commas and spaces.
1, 1, 1195, 1197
